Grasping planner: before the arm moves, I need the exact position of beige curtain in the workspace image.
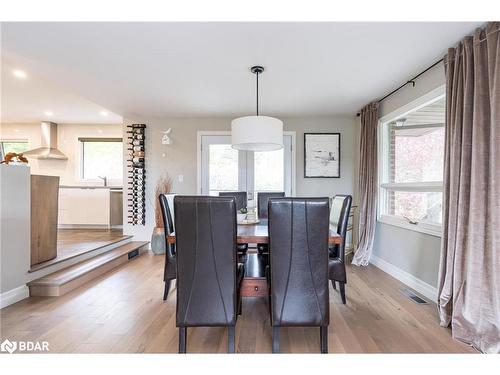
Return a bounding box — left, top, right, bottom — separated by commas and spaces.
438, 22, 500, 354
352, 102, 379, 266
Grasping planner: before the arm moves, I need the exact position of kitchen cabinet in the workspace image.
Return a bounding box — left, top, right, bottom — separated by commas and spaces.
58, 187, 122, 227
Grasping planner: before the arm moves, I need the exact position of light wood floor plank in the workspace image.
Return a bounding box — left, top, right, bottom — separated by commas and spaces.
0, 252, 476, 354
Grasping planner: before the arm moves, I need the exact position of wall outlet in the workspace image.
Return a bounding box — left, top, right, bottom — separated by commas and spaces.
178, 175, 184, 183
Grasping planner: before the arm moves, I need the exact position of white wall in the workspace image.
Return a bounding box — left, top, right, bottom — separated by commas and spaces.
372, 62, 445, 294
0, 165, 31, 305
122, 116, 359, 241
0, 122, 123, 186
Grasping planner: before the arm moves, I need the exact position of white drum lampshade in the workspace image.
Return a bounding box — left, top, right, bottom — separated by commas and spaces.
231, 115, 283, 151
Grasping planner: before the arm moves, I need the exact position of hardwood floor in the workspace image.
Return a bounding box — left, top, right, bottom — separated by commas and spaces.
0, 252, 475, 353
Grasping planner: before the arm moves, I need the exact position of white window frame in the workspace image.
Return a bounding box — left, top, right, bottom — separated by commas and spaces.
377, 85, 445, 237
0, 138, 30, 154
78, 137, 123, 185
197, 131, 296, 197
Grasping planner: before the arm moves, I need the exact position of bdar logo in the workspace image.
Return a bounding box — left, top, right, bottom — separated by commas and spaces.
1, 339, 17, 354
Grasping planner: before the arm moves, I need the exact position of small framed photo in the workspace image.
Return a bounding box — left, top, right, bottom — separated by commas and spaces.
304, 133, 340, 178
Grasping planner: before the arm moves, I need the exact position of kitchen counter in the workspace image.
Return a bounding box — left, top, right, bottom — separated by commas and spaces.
59, 185, 123, 190
58, 186, 123, 228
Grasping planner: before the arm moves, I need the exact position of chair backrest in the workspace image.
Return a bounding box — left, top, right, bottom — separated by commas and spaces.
257, 192, 285, 219
159, 193, 175, 257
268, 197, 330, 327
174, 196, 238, 327
330, 195, 352, 257
219, 191, 247, 211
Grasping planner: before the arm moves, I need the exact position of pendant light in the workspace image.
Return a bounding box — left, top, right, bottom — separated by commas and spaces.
231, 66, 283, 151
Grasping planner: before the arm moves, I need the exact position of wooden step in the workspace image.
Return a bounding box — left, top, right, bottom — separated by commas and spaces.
28, 241, 149, 297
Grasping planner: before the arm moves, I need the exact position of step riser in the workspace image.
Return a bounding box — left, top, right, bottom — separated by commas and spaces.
29, 237, 133, 275
28, 242, 148, 298
29, 254, 130, 297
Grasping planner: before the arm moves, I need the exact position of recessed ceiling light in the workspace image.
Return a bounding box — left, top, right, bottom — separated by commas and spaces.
100, 110, 109, 116
13, 69, 28, 79
44, 111, 53, 116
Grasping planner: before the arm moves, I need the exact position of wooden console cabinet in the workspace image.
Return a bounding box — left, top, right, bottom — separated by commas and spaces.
31, 175, 59, 266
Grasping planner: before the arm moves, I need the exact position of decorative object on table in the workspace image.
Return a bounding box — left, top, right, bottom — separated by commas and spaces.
162, 128, 172, 145
151, 174, 173, 255
246, 208, 257, 222
238, 218, 260, 225
231, 66, 283, 151
237, 207, 247, 223
304, 133, 340, 178
126, 124, 146, 225
0, 152, 29, 165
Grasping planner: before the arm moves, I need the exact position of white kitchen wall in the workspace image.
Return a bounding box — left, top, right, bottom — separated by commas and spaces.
0, 122, 123, 186
122, 116, 359, 241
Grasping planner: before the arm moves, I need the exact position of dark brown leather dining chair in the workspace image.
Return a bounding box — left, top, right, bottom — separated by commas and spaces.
219, 191, 248, 254
257, 192, 285, 255
329, 194, 352, 304
219, 191, 247, 211
174, 196, 245, 353
267, 197, 330, 353
159, 193, 176, 301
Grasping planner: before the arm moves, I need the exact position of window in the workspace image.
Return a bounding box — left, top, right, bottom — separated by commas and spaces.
199, 133, 295, 198
208, 144, 239, 195
0, 140, 29, 155
254, 148, 284, 192
379, 91, 445, 236
80, 138, 123, 182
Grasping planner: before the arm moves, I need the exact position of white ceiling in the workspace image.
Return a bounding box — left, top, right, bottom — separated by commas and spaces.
1, 22, 482, 119
1, 56, 122, 124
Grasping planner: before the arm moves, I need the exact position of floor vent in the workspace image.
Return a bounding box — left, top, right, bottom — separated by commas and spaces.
128, 249, 139, 259
401, 288, 429, 304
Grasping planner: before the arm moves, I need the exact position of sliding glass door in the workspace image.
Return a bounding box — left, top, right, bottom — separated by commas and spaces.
200, 133, 294, 199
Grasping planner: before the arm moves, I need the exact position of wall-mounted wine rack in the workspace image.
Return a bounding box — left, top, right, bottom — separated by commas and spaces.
126, 124, 146, 225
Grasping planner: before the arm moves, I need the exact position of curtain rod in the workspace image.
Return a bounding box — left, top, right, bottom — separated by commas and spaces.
356, 58, 444, 117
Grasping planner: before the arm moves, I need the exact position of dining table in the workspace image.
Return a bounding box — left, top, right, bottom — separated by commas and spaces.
167, 219, 342, 297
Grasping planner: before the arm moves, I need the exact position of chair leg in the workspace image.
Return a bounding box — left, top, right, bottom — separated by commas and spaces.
178, 327, 187, 353
331, 280, 336, 290
163, 279, 171, 301
320, 326, 328, 353
339, 282, 346, 304
228, 326, 235, 353
272, 326, 280, 353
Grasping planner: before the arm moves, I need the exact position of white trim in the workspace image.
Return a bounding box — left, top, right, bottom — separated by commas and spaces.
0, 285, 29, 309
78, 137, 124, 185
288, 132, 297, 197
370, 255, 438, 302
196, 131, 230, 194
379, 85, 446, 124
377, 85, 446, 236
380, 181, 443, 192
378, 214, 442, 237
196, 130, 297, 196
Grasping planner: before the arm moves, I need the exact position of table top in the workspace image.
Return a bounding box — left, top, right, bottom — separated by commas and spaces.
167, 221, 342, 245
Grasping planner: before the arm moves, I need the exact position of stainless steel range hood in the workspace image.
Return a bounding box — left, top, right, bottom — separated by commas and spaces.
23, 122, 68, 160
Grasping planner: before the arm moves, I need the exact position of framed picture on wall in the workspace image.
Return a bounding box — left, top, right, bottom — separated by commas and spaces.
304, 133, 340, 178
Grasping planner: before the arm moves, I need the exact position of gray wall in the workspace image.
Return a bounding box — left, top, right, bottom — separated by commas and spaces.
373, 63, 445, 288
122, 115, 358, 241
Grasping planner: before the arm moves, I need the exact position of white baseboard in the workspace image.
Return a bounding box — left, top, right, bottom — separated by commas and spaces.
0, 285, 29, 309
370, 255, 438, 302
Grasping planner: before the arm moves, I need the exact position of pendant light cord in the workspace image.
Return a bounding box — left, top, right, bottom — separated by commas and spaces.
256, 71, 259, 116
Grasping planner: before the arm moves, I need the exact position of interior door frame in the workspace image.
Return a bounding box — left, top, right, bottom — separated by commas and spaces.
196, 130, 296, 196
